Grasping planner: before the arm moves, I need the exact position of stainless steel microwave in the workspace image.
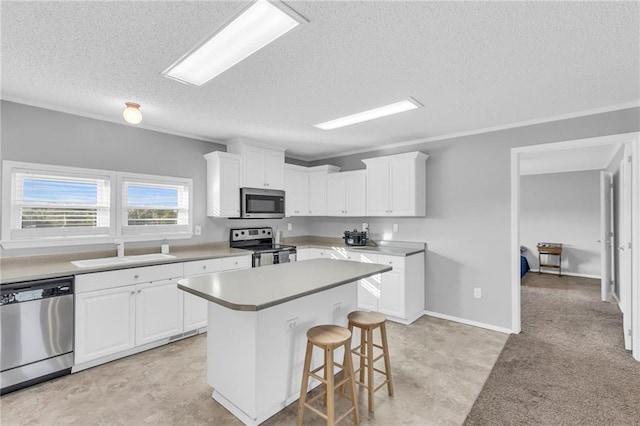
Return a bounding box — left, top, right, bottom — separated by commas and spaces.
240, 188, 285, 219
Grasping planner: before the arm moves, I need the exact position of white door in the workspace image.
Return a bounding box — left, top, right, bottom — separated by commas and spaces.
75, 286, 136, 364
366, 162, 389, 216
344, 172, 367, 216
136, 279, 183, 345
600, 171, 614, 301
308, 171, 328, 215
327, 174, 346, 216
620, 154, 633, 350
389, 158, 414, 216
357, 277, 380, 312
379, 271, 404, 318
183, 293, 208, 331
264, 150, 285, 189
243, 145, 266, 188
219, 154, 241, 217
284, 167, 297, 217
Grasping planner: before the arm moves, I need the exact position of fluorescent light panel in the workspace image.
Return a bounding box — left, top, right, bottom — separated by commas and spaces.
163, 0, 307, 86
314, 98, 423, 130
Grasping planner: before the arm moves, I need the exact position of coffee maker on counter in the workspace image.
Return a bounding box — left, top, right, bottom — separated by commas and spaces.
343, 229, 368, 246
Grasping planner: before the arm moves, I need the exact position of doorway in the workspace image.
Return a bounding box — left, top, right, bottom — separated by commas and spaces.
510, 132, 640, 361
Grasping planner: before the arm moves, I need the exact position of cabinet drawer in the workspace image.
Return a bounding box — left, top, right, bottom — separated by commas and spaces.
76, 263, 183, 294
377, 255, 405, 270
348, 251, 378, 264
222, 255, 251, 271
184, 258, 222, 277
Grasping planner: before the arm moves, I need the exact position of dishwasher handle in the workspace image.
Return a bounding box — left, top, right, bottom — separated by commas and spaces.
1, 276, 74, 306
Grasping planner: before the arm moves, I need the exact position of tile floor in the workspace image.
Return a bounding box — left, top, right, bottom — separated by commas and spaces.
0, 316, 507, 425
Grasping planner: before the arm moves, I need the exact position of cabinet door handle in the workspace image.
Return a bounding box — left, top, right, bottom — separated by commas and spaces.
130, 291, 135, 295
134, 274, 139, 279
137, 289, 142, 294
202, 265, 207, 269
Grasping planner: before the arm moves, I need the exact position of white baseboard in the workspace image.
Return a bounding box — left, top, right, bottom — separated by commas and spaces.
529, 269, 601, 279
612, 292, 621, 304
423, 310, 514, 334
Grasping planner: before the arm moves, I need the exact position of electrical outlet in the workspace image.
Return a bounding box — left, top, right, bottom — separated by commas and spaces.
362, 222, 369, 232
392, 223, 399, 232
287, 223, 292, 231
285, 317, 298, 331
195, 225, 202, 236
474, 288, 482, 299
333, 302, 342, 313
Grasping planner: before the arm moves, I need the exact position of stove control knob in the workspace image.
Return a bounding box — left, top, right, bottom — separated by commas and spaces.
234, 233, 239, 238
241, 231, 245, 235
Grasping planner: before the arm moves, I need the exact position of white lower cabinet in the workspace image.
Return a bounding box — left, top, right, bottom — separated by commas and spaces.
183, 258, 223, 332
349, 251, 424, 324
295, 248, 326, 261
135, 279, 184, 345
75, 286, 136, 364
74, 263, 183, 367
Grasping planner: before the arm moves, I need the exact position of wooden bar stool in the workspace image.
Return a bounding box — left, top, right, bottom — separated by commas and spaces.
297, 325, 360, 426
347, 311, 394, 413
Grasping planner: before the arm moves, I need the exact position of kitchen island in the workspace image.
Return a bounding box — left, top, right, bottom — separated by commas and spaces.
178, 258, 391, 426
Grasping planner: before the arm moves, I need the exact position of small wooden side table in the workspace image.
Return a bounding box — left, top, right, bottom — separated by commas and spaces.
537, 243, 563, 276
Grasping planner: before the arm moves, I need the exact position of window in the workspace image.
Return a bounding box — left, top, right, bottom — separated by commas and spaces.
120, 173, 192, 238
2, 162, 193, 248
2, 162, 115, 244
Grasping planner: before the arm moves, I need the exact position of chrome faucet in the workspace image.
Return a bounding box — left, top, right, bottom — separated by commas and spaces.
115, 239, 124, 258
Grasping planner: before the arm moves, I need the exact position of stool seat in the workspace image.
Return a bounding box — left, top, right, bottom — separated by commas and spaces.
347, 311, 386, 328
308, 325, 352, 348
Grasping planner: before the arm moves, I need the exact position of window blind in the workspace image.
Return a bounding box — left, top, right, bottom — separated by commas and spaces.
10, 169, 112, 240
121, 178, 191, 236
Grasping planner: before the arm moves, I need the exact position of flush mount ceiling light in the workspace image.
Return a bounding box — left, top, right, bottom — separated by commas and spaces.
122, 102, 142, 125
313, 98, 423, 130
162, 0, 308, 86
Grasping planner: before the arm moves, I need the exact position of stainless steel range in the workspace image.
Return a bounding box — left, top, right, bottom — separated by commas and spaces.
230, 227, 296, 267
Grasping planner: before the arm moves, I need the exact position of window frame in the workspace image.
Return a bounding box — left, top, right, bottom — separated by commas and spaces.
1, 161, 117, 248
118, 172, 193, 241
1, 161, 193, 248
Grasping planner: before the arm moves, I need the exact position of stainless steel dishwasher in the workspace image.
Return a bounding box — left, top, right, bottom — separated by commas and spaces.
1, 276, 74, 394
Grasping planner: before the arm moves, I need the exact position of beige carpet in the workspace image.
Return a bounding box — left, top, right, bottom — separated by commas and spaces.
464, 273, 640, 425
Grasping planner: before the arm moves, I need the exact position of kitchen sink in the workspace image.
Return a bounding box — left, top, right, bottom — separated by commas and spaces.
71, 253, 176, 268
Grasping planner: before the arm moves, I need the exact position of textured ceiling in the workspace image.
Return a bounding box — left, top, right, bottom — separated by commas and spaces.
2, 1, 639, 160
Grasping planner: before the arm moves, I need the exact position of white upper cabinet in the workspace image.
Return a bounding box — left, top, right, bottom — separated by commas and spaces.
205, 152, 241, 218
327, 171, 367, 217
308, 165, 341, 216
227, 139, 285, 190
362, 151, 428, 217
284, 164, 309, 216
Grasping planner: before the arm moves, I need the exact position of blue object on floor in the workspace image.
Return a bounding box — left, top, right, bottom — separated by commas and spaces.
520, 255, 530, 278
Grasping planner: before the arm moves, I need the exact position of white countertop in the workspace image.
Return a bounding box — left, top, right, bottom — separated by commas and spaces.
178, 258, 391, 311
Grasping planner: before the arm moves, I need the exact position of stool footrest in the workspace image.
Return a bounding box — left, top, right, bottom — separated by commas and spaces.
374, 379, 390, 392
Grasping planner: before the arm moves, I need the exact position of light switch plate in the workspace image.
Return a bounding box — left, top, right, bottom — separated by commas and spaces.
195, 225, 202, 235
392, 223, 399, 232
287, 223, 292, 231
474, 288, 482, 299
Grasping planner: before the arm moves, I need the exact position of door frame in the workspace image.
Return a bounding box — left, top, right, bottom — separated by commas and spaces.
600, 170, 614, 302
510, 132, 639, 361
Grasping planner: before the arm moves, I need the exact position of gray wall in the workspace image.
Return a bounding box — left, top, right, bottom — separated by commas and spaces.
0, 101, 311, 257
309, 107, 640, 329
2, 100, 639, 330
520, 171, 600, 277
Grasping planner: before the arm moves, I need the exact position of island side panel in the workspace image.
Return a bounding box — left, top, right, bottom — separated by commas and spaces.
207, 302, 258, 421
255, 282, 357, 422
